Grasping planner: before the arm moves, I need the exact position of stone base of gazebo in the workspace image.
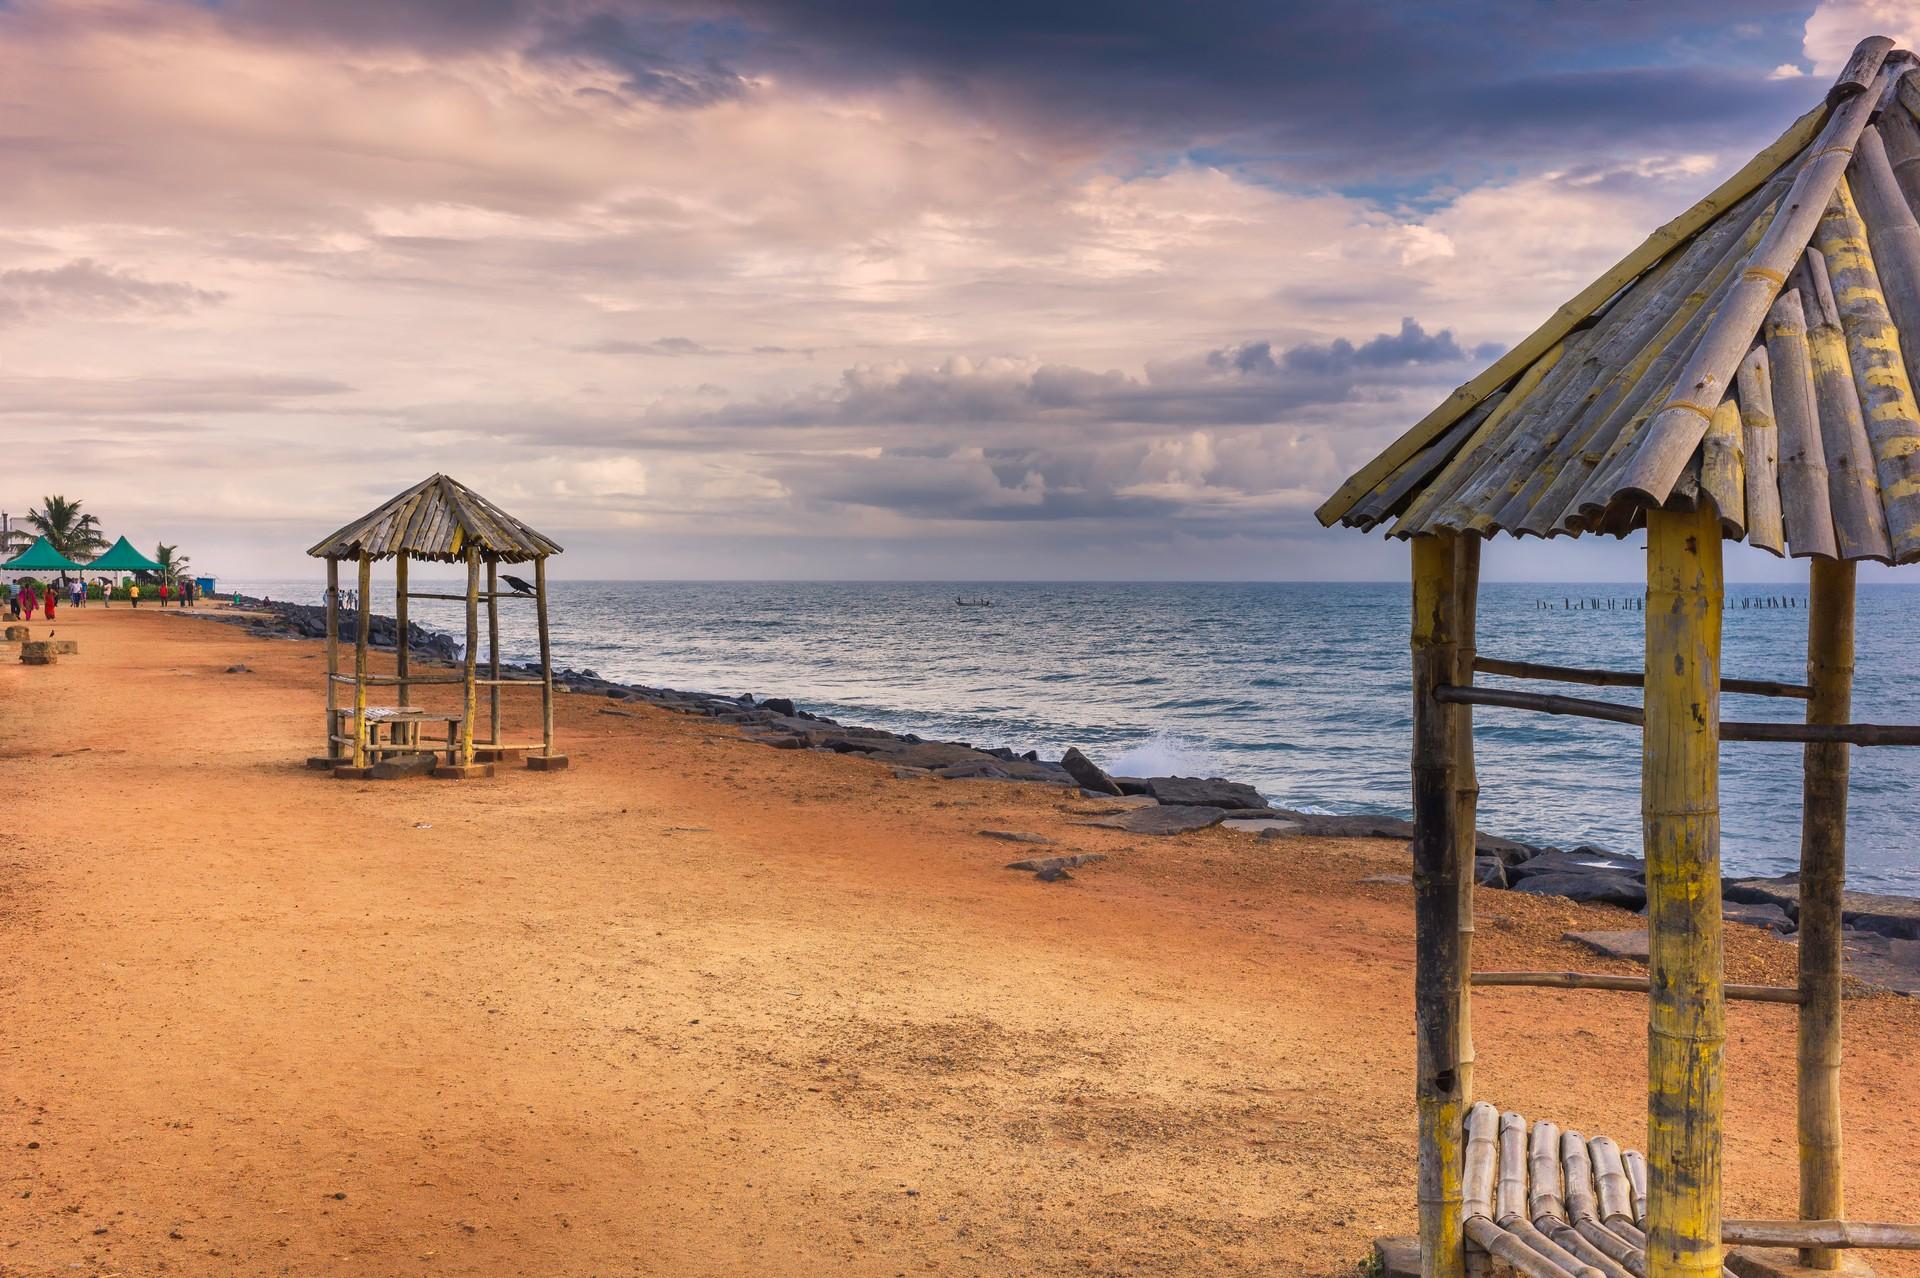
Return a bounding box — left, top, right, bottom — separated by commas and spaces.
526, 754, 569, 772
432, 762, 494, 780
1728, 1248, 1877, 1278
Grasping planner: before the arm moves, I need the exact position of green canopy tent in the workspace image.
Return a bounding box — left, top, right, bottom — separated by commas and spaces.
4, 535, 87, 575
86, 536, 163, 575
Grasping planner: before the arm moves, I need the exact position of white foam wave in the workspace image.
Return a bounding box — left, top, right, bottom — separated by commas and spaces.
1105, 732, 1221, 779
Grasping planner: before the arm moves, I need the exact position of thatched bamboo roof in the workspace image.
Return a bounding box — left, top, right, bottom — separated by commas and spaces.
307, 474, 561, 563
1319, 36, 1920, 564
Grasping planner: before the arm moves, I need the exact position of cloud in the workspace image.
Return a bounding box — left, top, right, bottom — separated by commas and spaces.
0, 259, 226, 324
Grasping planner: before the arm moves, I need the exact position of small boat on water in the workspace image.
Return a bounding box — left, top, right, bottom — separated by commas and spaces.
955, 595, 994, 607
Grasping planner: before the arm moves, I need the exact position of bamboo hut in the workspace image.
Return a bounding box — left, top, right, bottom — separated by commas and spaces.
1321, 37, 1920, 1278
307, 475, 565, 779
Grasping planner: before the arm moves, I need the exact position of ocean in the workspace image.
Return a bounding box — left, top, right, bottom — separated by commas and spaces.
224, 579, 1920, 891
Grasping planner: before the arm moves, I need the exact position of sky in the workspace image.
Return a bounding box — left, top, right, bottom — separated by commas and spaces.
5, 0, 1920, 582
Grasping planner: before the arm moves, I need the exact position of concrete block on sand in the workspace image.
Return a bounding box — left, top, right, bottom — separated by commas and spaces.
19, 641, 57, 665
1727, 1247, 1876, 1278
526, 754, 569, 772
433, 763, 495, 780
1372, 1235, 1419, 1278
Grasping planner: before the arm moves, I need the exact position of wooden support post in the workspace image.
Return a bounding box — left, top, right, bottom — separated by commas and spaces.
1798, 557, 1854, 1269
1643, 504, 1725, 1278
324, 556, 340, 759
395, 552, 410, 709
486, 558, 501, 746
1451, 535, 1480, 1104
536, 555, 554, 757
1411, 532, 1467, 1278
461, 549, 479, 766
353, 555, 372, 770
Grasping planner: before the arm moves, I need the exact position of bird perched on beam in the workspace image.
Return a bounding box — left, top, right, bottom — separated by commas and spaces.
501, 574, 535, 595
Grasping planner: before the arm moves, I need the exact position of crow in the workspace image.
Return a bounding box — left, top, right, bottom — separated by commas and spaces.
501, 574, 535, 595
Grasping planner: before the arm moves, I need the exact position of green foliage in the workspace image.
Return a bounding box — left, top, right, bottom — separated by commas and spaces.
153, 541, 191, 582
26, 495, 107, 560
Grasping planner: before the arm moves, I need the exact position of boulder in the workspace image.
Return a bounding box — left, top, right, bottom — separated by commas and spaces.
369, 752, 439, 781
1724, 874, 1802, 914
1079, 805, 1229, 836
1724, 901, 1794, 933
1843, 931, 1920, 995
1059, 747, 1124, 796
761, 697, 796, 716
1476, 832, 1541, 865
1006, 853, 1108, 873
1075, 795, 1159, 812
1223, 817, 1304, 836
1474, 856, 1507, 889
978, 830, 1055, 846
4, 625, 29, 641
1564, 929, 1649, 961
1510, 848, 1645, 883
1143, 776, 1268, 810
1510, 871, 1646, 909
18, 641, 56, 665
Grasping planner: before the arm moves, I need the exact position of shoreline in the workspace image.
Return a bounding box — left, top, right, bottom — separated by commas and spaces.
205, 595, 1920, 990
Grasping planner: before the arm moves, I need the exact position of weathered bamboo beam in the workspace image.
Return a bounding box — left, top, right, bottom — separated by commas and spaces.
1736, 348, 1786, 555
1722, 1220, 1920, 1250
1465, 1216, 1588, 1278
1472, 656, 1810, 699
1830, 36, 1896, 101
353, 555, 372, 771
1802, 239, 1894, 561
324, 556, 340, 761
403, 591, 536, 602
1766, 289, 1841, 557
1878, 77, 1920, 209
1565, 1132, 1601, 1224
395, 552, 410, 709
1464, 1102, 1500, 1224
1851, 127, 1920, 422
536, 554, 555, 759
1701, 400, 1748, 536
1411, 533, 1468, 1278
1317, 99, 1834, 527
1818, 175, 1920, 561
461, 549, 479, 766
1616, 49, 1890, 506
1798, 557, 1854, 1269
328, 673, 465, 686
1643, 503, 1725, 1278
487, 559, 502, 745
1392, 350, 1561, 535
1470, 972, 1802, 1004
1453, 535, 1480, 1103
1623, 1152, 1650, 1228
1438, 682, 1920, 744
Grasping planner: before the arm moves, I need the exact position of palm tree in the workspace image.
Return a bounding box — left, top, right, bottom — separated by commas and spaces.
154, 542, 190, 583
26, 495, 107, 560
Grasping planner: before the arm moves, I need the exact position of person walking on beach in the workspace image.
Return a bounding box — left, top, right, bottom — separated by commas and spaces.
70, 578, 83, 610
158, 580, 170, 608
21, 583, 38, 620
128, 582, 139, 609
42, 585, 55, 621
7, 589, 19, 621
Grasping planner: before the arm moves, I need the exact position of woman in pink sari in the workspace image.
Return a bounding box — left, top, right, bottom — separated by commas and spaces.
20, 584, 38, 620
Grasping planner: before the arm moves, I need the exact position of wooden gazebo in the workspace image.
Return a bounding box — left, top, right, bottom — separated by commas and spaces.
307, 474, 565, 779
1321, 37, 1920, 1278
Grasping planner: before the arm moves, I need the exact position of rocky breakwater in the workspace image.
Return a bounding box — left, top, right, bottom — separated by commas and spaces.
216, 597, 463, 663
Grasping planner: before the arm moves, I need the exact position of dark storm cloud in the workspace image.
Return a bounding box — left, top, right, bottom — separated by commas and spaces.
191, 1, 1820, 184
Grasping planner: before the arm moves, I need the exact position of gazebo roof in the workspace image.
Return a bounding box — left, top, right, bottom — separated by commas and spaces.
307, 474, 562, 564
87, 536, 162, 573
4, 535, 87, 572
1318, 37, 1920, 564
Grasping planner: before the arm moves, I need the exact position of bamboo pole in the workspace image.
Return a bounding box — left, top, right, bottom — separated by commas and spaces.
1642, 503, 1725, 1278
1817, 174, 1920, 562
1464, 1102, 1500, 1224
1736, 348, 1786, 555
1723, 1220, 1920, 1250
1615, 52, 1890, 506
1878, 79, 1920, 210
1316, 97, 1833, 526
1798, 557, 1854, 1269
395, 552, 410, 708
487, 558, 501, 745
1437, 682, 1920, 745
536, 554, 555, 758
1802, 239, 1894, 561
1765, 290, 1840, 558
1470, 972, 1801, 1004
1850, 127, 1920, 403
353, 555, 372, 771
462, 549, 479, 766
1472, 656, 1810, 699
1411, 533, 1467, 1278
325, 556, 340, 760
1452, 535, 1479, 1104
1699, 400, 1746, 537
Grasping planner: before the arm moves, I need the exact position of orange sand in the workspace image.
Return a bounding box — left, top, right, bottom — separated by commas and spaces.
2, 604, 1917, 1277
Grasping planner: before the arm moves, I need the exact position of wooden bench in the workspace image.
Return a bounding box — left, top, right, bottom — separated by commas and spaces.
332, 707, 463, 766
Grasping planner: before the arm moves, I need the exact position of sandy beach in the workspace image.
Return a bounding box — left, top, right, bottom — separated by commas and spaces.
5, 604, 1920, 1278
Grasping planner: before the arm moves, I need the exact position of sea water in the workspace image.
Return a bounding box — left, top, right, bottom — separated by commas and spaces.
226, 579, 1920, 891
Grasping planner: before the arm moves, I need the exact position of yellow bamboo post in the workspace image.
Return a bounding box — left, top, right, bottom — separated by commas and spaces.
352, 554, 372, 771
461, 548, 479, 766
486, 558, 502, 746
1798, 557, 1854, 1269
1643, 503, 1726, 1278
536, 554, 555, 758
1411, 532, 1466, 1278
395, 551, 410, 710
1451, 534, 1480, 1104
324, 556, 340, 759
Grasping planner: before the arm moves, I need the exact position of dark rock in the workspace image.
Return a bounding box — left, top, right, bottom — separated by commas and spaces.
1724, 901, 1794, 933
369, 752, 438, 781
1007, 853, 1108, 873
1843, 931, 1920, 995
1113, 777, 1152, 795
936, 760, 1013, 781
1564, 929, 1649, 961
762, 697, 796, 716
1510, 849, 1645, 883
1080, 805, 1229, 836
767, 736, 806, 750
1724, 873, 1802, 914
1511, 871, 1646, 910
606, 688, 632, 699
224, 664, 252, 674
1474, 856, 1507, 889
978, 830, 1056, 846
1034, 866, 1074, 882
1476, 832, 1539, 866
1375, 1235, 1420, 1278
1059, 747, 1124, 796
1143, 776, 1268, 810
